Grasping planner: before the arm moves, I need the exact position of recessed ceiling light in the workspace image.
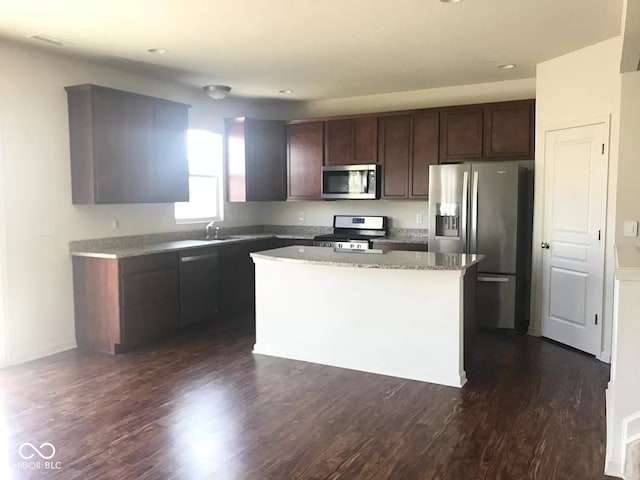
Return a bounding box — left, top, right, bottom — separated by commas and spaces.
147, 48, 168, 54
279, 89, 293, 94
497, 64, 516, 70
28, 34, 68, 47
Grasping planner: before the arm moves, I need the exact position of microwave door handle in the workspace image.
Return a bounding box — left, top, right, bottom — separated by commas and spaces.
363, 171, 368, 193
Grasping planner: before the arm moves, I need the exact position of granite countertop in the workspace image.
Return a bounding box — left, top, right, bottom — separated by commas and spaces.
251, 246, 481, 271
70, 234, 317, 259
69, 226, 429, 259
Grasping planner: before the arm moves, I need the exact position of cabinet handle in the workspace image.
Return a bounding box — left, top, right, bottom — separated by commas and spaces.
478, 276, 510, 282
181, 252, 219, 263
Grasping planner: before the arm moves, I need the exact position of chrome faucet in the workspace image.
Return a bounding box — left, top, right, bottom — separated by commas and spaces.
205, 221, 216, 239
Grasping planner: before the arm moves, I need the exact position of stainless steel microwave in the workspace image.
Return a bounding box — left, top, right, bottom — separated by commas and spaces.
321, 164, 380, 200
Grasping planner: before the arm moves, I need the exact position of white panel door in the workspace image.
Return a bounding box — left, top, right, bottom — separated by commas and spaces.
540, 123, 607, 355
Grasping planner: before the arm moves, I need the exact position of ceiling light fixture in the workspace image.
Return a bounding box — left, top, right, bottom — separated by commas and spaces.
279, 89, 293, 94
440, 0, 463, 3
28, 34, 67, 46
203, 85, 232, 100
147, 48, 168, 54
497, 64, 516, 70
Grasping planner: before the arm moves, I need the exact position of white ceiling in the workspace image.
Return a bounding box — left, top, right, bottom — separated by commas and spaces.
0, 0, 623, 100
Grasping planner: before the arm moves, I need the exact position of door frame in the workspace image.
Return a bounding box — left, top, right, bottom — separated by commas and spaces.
529, 115, 612, 361
0, 127, 9, 365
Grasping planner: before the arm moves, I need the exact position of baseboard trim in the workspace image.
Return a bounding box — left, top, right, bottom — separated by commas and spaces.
605, 461, 624, 478
600, 350, 612, 363
253, 343, 466, 388
1, 340, 77, 367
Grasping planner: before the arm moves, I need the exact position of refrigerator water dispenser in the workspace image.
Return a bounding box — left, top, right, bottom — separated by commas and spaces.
435, 203, 460, 238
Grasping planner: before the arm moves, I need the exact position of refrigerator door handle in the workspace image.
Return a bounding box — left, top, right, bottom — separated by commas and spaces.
461, 171, 469, 250
470, 170, 479, 254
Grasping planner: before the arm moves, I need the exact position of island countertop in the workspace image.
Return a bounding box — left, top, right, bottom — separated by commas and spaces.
251, 246, 482, 271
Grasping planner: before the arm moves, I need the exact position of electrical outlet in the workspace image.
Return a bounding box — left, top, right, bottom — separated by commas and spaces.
416, 213, 423, 224
298, 211, 304, 221
112, 219, 119, 230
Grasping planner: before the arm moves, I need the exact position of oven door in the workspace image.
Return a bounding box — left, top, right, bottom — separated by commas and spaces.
322, 165, 379, 200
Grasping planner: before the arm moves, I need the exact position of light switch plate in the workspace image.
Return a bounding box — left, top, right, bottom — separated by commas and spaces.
416, 213, 423, 224
624, 220, 638, 237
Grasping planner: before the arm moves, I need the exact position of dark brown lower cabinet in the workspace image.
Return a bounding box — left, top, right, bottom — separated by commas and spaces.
72, 238, 316, 353
217, 238, 314, 315
73, 252, 180, 354
375, 242, 429, 252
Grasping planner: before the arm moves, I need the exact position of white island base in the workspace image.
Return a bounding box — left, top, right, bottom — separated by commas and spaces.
251, 247, 481, 388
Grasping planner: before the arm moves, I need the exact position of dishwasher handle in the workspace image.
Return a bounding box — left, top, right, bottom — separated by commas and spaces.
180, 252, 219, 263
478, 276, 511, 283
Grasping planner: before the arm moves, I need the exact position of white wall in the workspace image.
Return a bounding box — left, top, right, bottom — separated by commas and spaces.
615, 71, 640, 245
530, 37, 623, 362
260, 200, 428, 229
288, 78, 536, 117
0, 41, 295, 365
608, 271, 640, 476
606, 70, 640, 479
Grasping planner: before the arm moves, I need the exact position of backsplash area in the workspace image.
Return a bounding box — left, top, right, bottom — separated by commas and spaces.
258, 200, 429, 229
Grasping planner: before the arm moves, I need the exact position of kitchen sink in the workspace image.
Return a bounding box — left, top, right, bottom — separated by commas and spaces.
191, 235, 244, 242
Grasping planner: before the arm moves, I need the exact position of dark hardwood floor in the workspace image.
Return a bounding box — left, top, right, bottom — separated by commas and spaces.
1, 315, 613, 480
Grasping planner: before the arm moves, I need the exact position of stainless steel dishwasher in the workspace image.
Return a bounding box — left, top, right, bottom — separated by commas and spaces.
179, 248, 219, 327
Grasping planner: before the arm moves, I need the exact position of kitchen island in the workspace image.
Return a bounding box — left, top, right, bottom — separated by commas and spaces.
251, 246, 482, 388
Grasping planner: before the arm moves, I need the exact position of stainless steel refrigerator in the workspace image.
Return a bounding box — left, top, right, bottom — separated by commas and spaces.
428, 161, 534, 330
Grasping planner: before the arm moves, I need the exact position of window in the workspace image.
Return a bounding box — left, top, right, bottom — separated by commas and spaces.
174, 130, 224, 223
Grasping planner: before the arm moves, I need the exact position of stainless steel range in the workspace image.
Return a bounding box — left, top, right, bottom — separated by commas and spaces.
313, 215, 388, 250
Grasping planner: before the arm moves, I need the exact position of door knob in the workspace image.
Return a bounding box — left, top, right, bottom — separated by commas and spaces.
541, 242, 550, 249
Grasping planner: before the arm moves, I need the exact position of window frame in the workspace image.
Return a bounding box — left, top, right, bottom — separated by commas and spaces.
174, 130, 224, 225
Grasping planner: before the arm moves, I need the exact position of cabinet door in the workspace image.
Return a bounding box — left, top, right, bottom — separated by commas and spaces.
410, 112, 439, 198
246, 119, 287, 201
120, 265, 180, 348
225, 118, 247, 202
440, 106, 484, 163
379, 115, 411, 198
93, 90, 155, 203
120, 253, 180, 348
152, 101, 189, 202
324, 119, 353, 165
287, 122, 324, 200
484, 100, 535, 159
324, 117, 377, 166
353, 116, 378, 164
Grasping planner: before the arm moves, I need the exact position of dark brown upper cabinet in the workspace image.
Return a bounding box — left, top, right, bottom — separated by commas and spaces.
324, 116, 377, 165
225, 117, 286, 202
484, 100, 535, 159
410, 112, 439, 198
379, 112, 439, 199
287, 122, 324, 200
439, 105, 484, 163
66, 84, 190, 204
379, 115, 411, 198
